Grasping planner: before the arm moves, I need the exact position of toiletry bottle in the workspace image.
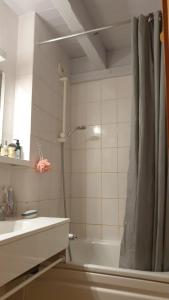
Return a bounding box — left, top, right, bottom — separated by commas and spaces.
0, 207, 5, 221
15, 139, 21, 159
0, 142, 3, 156
0, 186, 8, 217
1, 140, 8, 156
4, 141, 8, 156
7, 186, 15, 216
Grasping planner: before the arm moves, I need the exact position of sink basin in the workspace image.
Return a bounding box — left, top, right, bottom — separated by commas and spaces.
0, 219, 44, 235
0, 217, 69, 287
0, 217, 69, 243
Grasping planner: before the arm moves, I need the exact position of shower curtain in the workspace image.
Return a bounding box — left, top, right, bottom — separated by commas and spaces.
120, 12, 169, 271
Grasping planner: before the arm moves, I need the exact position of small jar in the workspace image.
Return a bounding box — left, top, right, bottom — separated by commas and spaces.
1, 140, 8, 157
8, 143, 16, 159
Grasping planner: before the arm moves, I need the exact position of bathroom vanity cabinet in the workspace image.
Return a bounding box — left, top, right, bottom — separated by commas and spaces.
0, 217, 69, 289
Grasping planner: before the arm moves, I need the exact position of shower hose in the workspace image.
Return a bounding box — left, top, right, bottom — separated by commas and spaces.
61, 143, 72, 261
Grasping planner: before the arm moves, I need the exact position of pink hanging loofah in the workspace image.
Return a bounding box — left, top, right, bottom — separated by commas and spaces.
35, 158, 51, 173
35, 142, 51, 173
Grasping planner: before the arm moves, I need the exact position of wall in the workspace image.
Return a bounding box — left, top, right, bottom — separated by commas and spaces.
71, 48, 131, 75
0, 6, 71, 219
0, 2, 130, 235
70, 75, 132, 241
10, 14, 71, 218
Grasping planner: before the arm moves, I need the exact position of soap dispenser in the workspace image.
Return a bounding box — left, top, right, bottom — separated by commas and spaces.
15, 139, 21, 159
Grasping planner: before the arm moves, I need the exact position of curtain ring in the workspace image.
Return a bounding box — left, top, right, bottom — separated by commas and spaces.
148, 13, 154, 23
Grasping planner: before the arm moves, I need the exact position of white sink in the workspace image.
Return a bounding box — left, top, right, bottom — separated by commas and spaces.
0, 217, 69, 287
0, 217, 69, 243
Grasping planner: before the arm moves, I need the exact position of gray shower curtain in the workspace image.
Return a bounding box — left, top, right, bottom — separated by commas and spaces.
120, 12, 169, 271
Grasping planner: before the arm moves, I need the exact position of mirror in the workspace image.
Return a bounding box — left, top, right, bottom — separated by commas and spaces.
0, 71, 5, 143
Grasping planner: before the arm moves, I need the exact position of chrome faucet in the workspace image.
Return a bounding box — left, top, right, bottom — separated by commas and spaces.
69, 233, 77, 240
21, 210, 38, 219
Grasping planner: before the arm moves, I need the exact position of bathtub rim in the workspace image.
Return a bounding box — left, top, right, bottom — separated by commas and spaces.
69, 239, 169, 283
70, 238, 121, 245
62, 262, 169, 284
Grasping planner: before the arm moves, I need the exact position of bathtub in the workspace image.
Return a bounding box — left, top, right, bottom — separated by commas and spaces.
24, 239, 169, 300
70, 239, 120, 267
69, 239, 169, 283
68, 239, 169, 296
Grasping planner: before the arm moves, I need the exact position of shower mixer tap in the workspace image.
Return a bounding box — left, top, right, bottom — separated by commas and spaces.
69, 233, 77, 240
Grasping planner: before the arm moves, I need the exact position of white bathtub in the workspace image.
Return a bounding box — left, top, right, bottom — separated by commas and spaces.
24, 239, 169, 300
69, 239, 169, 284
70, 239, 120, 267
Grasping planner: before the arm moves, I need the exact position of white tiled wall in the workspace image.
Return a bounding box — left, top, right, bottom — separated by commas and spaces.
70, 75, 132, 241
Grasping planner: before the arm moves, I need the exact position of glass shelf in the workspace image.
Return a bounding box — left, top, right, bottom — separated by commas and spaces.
0, 156, 31, 167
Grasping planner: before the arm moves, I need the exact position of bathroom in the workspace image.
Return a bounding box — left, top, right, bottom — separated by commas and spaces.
0, 0, 169, 299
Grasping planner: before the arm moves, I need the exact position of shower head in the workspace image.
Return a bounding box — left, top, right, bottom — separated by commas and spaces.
67, 125, 86, 137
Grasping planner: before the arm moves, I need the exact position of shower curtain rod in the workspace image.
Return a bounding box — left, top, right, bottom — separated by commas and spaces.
38, 19, 131, 45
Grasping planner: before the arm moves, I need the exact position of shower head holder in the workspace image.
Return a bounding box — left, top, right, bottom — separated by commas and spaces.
57, 132, 67, 143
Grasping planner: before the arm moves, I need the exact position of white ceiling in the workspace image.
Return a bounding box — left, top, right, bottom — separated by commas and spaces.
83, 0, 161, 50
4, 0, 161, 58
4, 0, 85, 58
